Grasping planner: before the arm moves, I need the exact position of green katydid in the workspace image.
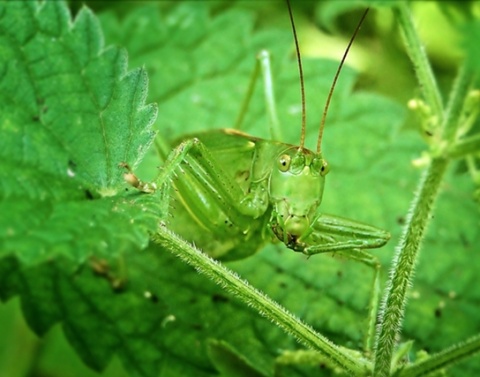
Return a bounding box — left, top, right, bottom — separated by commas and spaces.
125, 1, 390, 351
133, 3, 390, 260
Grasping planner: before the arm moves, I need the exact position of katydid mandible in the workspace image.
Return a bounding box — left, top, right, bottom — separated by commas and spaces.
128, 3, 390, 263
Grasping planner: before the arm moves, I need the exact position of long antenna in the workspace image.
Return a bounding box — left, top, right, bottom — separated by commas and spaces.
286, 0, 306, 149
316, 8, 370, 154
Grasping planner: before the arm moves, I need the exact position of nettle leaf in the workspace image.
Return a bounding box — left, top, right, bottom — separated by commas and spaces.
0, 0, 158, 264
0, 0, 160, 373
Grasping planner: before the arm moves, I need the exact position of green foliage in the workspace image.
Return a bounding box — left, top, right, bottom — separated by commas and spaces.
0, 1, 159, 265
0, 1, 479, 377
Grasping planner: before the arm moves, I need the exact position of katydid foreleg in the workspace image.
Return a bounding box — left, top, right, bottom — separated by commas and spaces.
272, 213, 390, 254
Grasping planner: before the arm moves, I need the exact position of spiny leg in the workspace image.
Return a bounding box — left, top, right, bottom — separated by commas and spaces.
258, 50, 282, 140
234, 50, 282, 141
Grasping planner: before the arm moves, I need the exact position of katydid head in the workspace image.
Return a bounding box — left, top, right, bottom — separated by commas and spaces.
269, 147, 329, 247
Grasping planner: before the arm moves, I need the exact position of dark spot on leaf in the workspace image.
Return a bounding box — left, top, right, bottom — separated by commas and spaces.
148, 293, 159, 304
32, 114, 40, 122
279, 281, 287, 289
337, 270, 343, 278
85, 190, 94, 200
397, 216, 405, 225
434, 308, 442, 318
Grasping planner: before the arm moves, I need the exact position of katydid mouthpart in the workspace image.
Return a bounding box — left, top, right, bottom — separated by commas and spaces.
126, 2, 390, 262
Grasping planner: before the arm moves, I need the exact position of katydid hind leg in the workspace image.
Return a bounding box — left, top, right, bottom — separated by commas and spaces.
156, 139, 246, 224
234, 49, 282, 141
258, 50, 282, 141
151, 137, 271, 259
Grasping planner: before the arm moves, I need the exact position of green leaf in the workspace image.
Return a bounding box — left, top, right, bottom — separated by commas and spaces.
0, 0, 158, 264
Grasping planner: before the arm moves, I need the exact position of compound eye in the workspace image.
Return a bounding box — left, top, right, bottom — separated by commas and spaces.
320, 160, 330, 176
277, 154, 291, 172
313, 157, 329, 176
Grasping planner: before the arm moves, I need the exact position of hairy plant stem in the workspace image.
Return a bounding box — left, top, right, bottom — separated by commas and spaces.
373, 158, 448, 376
153, 227, 371, 375
395, 3, 444, 124
373, 65, 474, 377
372, 3, 474, 374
